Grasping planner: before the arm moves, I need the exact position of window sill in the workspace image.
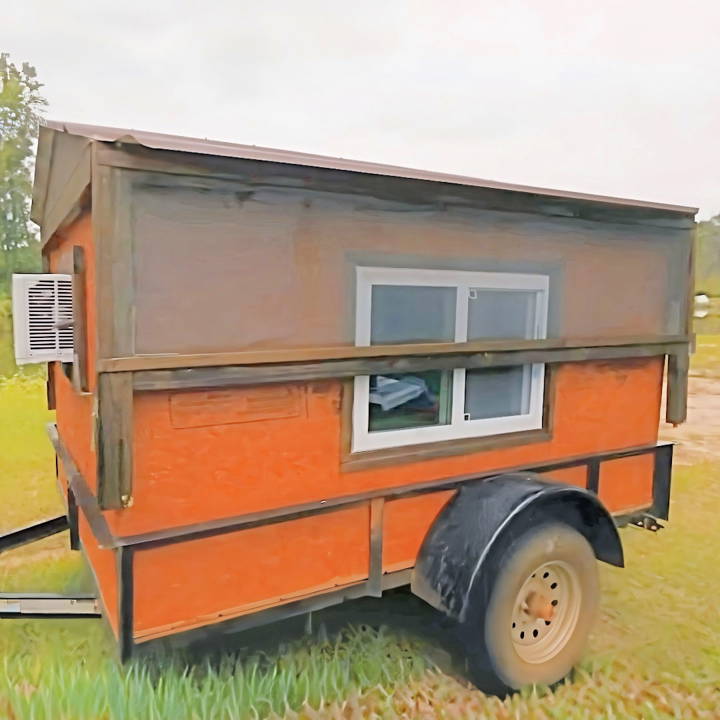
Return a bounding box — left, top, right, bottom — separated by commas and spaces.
341, 426, 552, 473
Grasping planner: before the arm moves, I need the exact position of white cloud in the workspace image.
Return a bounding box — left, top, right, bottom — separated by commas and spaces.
4, 0, 719, 216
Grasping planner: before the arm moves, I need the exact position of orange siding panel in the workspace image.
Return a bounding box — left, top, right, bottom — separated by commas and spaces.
49, 212, 97, 491
132, 505, 370, 640
53, 367, 95, 489
599, 454, 655, 513
108, 358, 663, 537
382, 491, 456, 573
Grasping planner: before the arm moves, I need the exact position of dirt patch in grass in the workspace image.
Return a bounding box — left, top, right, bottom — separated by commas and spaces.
660, 375, 720, 465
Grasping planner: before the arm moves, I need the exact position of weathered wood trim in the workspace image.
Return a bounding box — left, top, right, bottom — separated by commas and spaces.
340, 379, 354, 459
340, 367, 555, 471
92, 162, 114, 360
687, 225, 697, 346
117, 443, 670, 550
47, 423, 114, 547
102, 335, 689, 374
44, 426, 670, 553
342, 428, 553, 473
41, 145, 92, 248
97, 373, 134, 510
93, 163, 135, 359
666, 351, 689, 425
125, 338, 689, 392
32, 126, 56, 226
71, 246, 89, 392
93, 144, 695, 229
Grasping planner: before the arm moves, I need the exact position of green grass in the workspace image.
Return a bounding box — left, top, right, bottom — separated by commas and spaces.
0, 625, 427, 720
0, 376, 430, 719
1, 342, 720, 718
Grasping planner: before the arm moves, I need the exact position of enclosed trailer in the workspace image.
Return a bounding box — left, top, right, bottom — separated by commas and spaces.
7, 120, 695, 694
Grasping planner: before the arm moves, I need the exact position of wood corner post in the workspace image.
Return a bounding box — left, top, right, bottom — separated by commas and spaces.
666, 350, 689, 425
97, 372, 134, 510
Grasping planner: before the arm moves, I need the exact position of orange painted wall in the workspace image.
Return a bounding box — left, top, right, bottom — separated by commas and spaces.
123, 358, 662, 639
382, 492, 456, 573
42, 215, 664, 641
46, 214, 117, 634
105, 357, 663, 538
133, 505, 370, 640
48, 212, 98, 491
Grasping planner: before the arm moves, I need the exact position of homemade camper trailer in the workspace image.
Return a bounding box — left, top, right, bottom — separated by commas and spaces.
6, 120, 695, 694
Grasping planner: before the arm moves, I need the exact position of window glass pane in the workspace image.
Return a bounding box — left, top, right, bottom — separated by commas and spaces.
467, 289, 536, 340
368, 370, 452, 432
464, 366, 529, 420
465, 289, 537, 420
371, 285, 456, 344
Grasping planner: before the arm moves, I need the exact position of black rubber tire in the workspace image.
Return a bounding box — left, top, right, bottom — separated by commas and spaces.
456, 521, 599, 696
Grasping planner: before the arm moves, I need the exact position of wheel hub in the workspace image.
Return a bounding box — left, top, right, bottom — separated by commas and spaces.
510, 560, 581, 664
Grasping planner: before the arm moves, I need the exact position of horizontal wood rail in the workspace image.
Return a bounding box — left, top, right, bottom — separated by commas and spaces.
98, 335, 689, 374
120, 337, 689, 399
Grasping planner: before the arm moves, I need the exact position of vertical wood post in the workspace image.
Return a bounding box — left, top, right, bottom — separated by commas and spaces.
666, 351, 689, 425
97, 372, 134, 509
72, 246, 89, 392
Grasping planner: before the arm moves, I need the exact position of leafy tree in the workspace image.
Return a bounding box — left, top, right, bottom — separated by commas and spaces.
0, 53, 47, 296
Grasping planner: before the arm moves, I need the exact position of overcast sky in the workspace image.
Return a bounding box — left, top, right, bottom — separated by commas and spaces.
5, 1, 719, 217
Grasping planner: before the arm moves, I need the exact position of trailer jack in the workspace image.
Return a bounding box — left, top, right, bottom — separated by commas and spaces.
629, 514, 665, 532
0, 515, 99, 620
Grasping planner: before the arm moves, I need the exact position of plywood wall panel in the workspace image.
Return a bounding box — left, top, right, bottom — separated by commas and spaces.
104, 357, 662, 537
49, 213, 98, 490
129, 182, 688, 355
132, 505, 369, 640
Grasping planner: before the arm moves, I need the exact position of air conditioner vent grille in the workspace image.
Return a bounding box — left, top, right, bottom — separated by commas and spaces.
12, 274, 74, 365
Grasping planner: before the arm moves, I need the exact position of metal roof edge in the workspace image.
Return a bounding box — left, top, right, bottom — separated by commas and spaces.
40, 120, 699, 216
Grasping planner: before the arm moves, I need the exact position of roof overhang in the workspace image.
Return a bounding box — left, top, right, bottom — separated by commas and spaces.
37, 119, 698, 218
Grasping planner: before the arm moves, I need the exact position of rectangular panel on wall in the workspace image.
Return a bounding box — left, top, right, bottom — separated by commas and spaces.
598, 454, 655, 513
132, 506, 370, 641
129, 177, 690, 355
382, 491, 455, 573
169, 386, 306, 429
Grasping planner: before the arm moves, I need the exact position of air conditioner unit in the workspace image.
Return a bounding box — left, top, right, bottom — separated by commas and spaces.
12, 274, 74, 365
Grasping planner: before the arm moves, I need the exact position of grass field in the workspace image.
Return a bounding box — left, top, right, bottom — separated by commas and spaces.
0, 338, 719, 717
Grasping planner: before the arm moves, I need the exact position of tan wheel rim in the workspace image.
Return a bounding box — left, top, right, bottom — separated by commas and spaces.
510, 560, 582, 664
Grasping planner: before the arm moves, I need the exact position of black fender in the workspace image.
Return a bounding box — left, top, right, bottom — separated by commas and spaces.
411, 472, 623, 622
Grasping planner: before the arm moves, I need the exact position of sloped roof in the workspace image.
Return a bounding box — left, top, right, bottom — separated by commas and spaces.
39, 119, 698, 216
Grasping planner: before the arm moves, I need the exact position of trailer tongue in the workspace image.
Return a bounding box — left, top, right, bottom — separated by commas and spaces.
0, 593, 99, 619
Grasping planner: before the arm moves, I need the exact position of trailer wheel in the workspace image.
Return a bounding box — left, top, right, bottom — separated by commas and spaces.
459, 521, 599, 695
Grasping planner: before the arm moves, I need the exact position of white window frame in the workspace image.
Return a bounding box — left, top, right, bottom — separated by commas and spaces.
352, 267, 549, 452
